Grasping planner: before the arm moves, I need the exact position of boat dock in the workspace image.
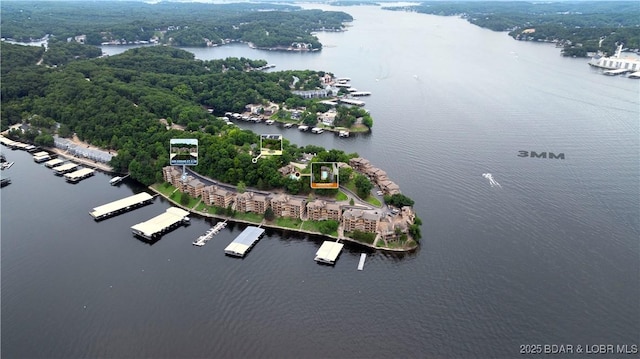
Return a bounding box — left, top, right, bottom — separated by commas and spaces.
603, 68, 632, 76
131, 207, 190, 240
357, 253, 367, 270
350, 91, 371, 97
224, 226, 265, 257
314, 241, 344, 265
33, 151, 51, 163
109, 174, 129, 185
64, 168, 95, 183
338, 98, 365, 106
44, 158, 65, 168
193, 220, 228, 246
53, 162, 79, 175
89, 192, 155, 220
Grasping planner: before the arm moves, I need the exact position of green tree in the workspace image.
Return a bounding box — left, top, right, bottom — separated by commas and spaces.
237, 181, 246, 193
354, 174, 373, 199
264, 207, 275, 221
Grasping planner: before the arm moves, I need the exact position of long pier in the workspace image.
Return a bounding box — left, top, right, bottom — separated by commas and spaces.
224, 226, 265, 257
357, 253, 367, 270
131, 207, 190, 240
89, 192, 155, 220
193, 220, 228, 246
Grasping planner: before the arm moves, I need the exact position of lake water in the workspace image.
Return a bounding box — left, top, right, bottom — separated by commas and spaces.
2, 5, 639, 358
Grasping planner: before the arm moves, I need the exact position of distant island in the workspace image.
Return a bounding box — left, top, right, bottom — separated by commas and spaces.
383, 1, 640, 57
1, 1, 353, 50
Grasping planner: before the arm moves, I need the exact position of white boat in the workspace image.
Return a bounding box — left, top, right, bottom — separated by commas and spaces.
283, 123, 293, 128
589, 44, 640, 72
110, 176, 123, 185
265, 119, 275, 125
311, 127, 324, 134
338, 130, 350, 137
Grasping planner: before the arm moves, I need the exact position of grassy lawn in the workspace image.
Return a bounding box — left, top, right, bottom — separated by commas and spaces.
233, 211, 263, 223
152, 182, 177, 197
335, 190, 348, 201
169, 191, 200, 208
365, 195, 382, 207
275, 217, 302, 229
301, 220, 338, 237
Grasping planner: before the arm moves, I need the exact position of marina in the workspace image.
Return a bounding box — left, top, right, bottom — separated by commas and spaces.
131, 207, 190, 240
89, 192, 155, 220
314, 241, 344, 265
52, 162, 79, 175
193, 220, 228, 246
64, 168, 95, 183
224, 226, 265, 257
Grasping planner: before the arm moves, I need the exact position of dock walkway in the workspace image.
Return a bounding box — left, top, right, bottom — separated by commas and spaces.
193, 220, 228, 246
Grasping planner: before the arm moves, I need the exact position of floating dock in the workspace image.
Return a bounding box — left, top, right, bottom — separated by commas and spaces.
53, 162, 79, 175
350, 91, 371, 97
357, 253, 367, 270
338, 98, 365, 106
44, 158, 65, 168
64, 168, 95, 183
314, 241, 344, 265
224, 226, 265, 257
131, 207, 190, 240
89, 192, 154, 220
33, 153, 51, 163
193, 220, 228, 246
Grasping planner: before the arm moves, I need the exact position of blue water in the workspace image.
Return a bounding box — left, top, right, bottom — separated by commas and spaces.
3, 5, 639, 358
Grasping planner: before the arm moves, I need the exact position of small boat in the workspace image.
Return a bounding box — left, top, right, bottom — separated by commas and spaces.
311, 127, 324, 134
110, 176, 123, 185
283, 123, 293, 128
265, 119, 275, 125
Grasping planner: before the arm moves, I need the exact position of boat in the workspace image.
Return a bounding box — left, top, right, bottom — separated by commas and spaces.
283, 123, 293, 128
589, 44, 640, 72
265, 119, 275, 125
311, 127, 324, 134
338, 130, 350, 137
110, 176, 123, 185
1, 162, 14, 170
0, 178, 11, 187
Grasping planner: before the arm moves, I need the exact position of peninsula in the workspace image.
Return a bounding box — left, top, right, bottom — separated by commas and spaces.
1, 43, 420, 251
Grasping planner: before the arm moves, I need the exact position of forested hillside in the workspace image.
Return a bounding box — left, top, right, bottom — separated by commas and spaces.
1, 1, 353, 49
0, 43, 355, 187
385, 1, 640, 57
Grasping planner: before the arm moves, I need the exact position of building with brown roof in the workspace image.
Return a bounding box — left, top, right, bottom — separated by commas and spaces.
342, 208, 382, 233
270, 194, 306, 219
306, 200, 342, 221
378, 179, 401, 195
202, 185, 235, 208
235, 192, 269, 214
185, 177, 205, 198
349, 157, 371, 172
163, 166, 183, 187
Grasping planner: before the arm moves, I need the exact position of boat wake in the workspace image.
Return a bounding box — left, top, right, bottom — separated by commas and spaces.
482, 173, 501, 188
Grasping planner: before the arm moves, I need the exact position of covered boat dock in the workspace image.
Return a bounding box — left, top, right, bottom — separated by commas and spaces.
131, 207, 190, 240
314, 241, 344, 265
224, 226, 265, 257
64, 168, 95, 183
90, 192, 154, 220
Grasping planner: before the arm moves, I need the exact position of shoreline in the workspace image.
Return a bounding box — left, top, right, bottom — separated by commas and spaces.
147, 185, 417, 253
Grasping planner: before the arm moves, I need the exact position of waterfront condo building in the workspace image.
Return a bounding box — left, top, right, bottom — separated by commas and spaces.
201, 185, 235, 209
306, 199, 342, 221
235, 192, 269, 214
270, 194, 306, 219
342, 208, 382, 233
